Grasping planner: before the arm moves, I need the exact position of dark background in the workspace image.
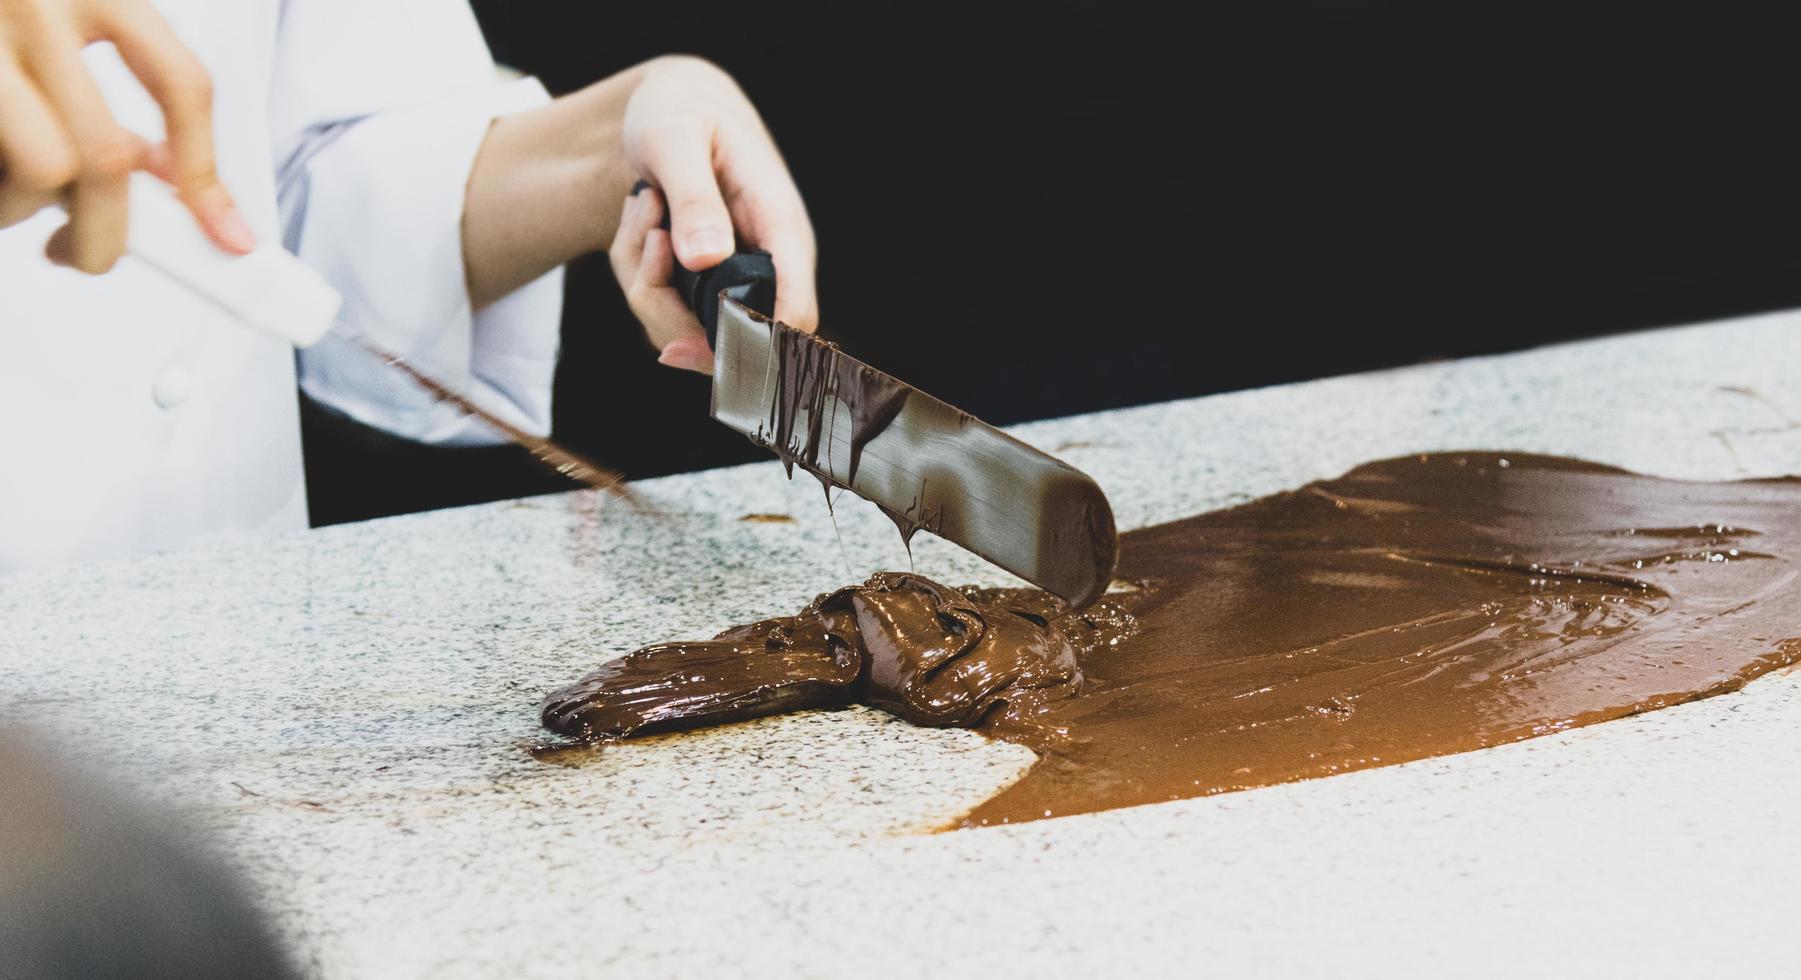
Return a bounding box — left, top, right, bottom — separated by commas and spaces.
303, 0, 1801, 525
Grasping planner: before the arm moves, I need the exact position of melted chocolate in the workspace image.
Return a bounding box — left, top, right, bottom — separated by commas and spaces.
833, 359, 909, 488
767, 325, 909, 491
541, 573, 1103, 746
541, 454, 1801, 827
768, 325, 833, 484
724, 303, 1116, 606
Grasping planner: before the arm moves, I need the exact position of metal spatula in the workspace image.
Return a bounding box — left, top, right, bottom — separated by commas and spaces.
671, 245, 1118, 608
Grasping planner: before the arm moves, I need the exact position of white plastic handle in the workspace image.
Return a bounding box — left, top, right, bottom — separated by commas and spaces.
118, 174, 341, 348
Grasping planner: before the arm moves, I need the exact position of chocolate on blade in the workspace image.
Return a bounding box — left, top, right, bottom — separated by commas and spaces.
765, 323, 912, 490
712, 302, 1118, 607
541, 454, 1801, 828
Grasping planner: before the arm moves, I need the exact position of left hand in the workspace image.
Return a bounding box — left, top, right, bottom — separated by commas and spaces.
0, 0, 253, 273
611, 57, 817, 374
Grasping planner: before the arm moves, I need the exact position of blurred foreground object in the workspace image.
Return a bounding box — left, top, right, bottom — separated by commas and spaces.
0, 732, 295, 980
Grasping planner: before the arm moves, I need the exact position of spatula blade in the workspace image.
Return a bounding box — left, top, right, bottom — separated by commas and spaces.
712, 299, 1117, 608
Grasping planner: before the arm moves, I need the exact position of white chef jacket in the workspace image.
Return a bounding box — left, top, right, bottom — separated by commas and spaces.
0, 0, 565, 573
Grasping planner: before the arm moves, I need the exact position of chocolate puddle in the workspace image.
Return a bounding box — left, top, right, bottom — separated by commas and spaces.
541, 454, 1801, 828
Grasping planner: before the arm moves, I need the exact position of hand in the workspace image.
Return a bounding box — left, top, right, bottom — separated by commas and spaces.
0, 0, 251, 273
609, 183, 712, 371
463, 56, 816, 375
612, 57, 817, 374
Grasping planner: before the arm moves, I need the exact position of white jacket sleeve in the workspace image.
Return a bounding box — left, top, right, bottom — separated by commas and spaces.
271, 0, 564, 445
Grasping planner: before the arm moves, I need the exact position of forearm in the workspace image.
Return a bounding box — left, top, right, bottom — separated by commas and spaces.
461, 63, 650, 309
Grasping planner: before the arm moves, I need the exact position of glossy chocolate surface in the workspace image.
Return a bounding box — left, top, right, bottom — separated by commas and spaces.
542, 454, 1801, 827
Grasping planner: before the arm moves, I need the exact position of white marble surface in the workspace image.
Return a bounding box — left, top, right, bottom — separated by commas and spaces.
3, 314, 1801, 978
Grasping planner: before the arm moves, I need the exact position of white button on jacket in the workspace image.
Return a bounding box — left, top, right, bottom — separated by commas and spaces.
0, 0, 565, 573
151, 368, 193, 410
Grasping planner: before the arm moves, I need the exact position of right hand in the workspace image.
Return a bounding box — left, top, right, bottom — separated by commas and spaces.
0, 0, 252, 273
609, 57, 817, 375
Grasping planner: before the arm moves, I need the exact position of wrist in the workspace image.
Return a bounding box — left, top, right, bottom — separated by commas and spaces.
559, 56, 740, 251
562, 66, 653, 253
463, 65, 645, 305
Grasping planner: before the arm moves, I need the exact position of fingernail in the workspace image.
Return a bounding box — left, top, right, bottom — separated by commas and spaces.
630, 179, 653, 197
682, 229, 732, 259
657, 344, 714, 374
213, 207, 257, 254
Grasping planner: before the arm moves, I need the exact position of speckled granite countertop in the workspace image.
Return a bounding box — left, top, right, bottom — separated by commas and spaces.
4, 315, 1801, 978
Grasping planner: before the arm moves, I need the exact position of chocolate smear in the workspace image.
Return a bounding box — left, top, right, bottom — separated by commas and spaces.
541, 454, 1801, 827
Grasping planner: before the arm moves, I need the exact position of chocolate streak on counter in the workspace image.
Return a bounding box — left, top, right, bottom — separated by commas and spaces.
540, 454, 1801, 828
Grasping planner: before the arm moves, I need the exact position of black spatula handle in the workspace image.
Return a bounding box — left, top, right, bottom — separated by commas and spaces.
636, 179, 777, 343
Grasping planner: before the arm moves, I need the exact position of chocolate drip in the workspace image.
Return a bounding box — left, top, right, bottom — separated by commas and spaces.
768, 325, 834, 481
720, 301, 1116, 606
766, 324, 909, 490
832, 359, 909, 487
540, 454, 1801, 828
877, 483, 947, 556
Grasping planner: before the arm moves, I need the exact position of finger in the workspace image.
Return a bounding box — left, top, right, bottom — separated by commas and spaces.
615, 191, 716, 375
762, 226, 819, 333
91, 0, 252, 253
138, 137, 172, 180
656, 336, 714, 375
628, 227, 712, 373
606, 183, 659, 284
638, 121, 734, 271
64, 145, 136, 274
43, 220, 72, 265
630, 227, 707, 347
21, 14, 137, 273
709, 129, 817, 330
0, 53, 78, 227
